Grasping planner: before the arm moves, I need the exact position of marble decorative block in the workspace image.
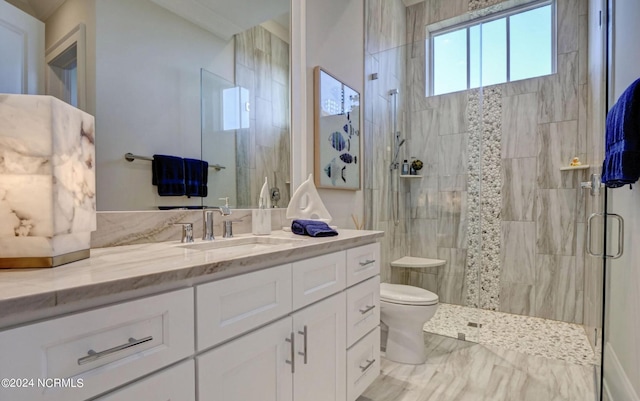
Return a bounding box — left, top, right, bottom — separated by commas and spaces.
0, 95, 96, 268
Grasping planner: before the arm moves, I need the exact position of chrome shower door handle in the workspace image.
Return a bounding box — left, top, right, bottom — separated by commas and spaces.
608, 213, 624, 259
586, 212, 624, 259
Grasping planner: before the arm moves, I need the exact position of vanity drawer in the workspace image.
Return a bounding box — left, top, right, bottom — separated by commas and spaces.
197, 263, 292, 351
346, 326, 380, 401
95, 359, 195, 400
0, 288, 194, 401
292, 251, 346, 309
345, 243, 380, 287
346, 275, 380, 347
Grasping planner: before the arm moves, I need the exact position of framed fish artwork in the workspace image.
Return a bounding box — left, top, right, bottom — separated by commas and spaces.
313, 66, 361, 190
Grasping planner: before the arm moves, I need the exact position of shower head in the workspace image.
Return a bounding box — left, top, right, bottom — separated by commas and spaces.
389, 89, 399, 96
392, 139, 406, 164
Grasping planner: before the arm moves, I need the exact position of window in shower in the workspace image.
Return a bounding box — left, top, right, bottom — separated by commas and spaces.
429, 0, 554, 96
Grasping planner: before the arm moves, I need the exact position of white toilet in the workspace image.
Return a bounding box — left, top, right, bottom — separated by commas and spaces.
380, 257, 444, 365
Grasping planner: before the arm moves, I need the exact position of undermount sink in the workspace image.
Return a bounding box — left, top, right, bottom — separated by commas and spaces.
177, 236, 304, 252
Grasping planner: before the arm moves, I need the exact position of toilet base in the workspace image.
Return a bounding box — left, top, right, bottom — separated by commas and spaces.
384, 325, 427, 365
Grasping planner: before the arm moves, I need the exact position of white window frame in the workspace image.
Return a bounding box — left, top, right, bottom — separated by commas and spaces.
426, 0, 556, 96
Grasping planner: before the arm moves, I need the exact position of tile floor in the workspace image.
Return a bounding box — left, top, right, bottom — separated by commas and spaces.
359, 332, 598, 401
423, 303, 598, 366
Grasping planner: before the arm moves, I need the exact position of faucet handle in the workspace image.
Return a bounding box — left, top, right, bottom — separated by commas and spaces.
173, 222, 194, 243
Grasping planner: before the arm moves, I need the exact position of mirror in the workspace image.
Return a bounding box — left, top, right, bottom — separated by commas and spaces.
2, 0, 290, 211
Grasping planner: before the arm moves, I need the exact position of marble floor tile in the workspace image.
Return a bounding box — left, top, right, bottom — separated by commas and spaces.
423, 303, 596, 366
360, 332, 597, 401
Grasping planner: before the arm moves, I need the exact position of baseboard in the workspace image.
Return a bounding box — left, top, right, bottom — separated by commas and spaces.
603, 342, 640, 401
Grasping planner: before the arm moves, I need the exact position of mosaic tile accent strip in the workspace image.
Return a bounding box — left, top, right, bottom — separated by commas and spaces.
465, 87, 502, 310
479, 87, 502, 310
424, 303, 597, 366
465, 90, 482, 308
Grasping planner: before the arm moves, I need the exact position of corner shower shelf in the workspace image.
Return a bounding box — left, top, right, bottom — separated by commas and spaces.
560, 165, 590, 171
399, 174, 423, 178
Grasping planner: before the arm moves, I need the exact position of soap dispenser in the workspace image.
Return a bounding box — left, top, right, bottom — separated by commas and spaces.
252, 177, 272, 235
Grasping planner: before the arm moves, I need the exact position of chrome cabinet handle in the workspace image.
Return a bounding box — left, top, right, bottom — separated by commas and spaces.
359, 259, 376, 267
359, 358, 376, 372
587, 212, 624, 259
78, 336, 153, 365
359, 305, 376, 314
285, 332, 295, 373
297, 325, 308, 364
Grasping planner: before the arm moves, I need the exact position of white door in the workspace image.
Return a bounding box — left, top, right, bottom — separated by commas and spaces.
292, 292, 346, 401
0, 1, 44, 94
197, 317, 293, 401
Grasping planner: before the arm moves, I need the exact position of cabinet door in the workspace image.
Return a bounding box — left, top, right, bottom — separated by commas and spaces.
292, 292, 346, 401
198, 317, 293, 401
95, 360, 195, 401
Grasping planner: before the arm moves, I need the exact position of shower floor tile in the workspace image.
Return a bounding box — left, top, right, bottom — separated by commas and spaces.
423, 303, 597, 366
358, 332, 596, 401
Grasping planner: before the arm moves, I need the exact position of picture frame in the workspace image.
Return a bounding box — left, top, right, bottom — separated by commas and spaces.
313, 66, 361, 190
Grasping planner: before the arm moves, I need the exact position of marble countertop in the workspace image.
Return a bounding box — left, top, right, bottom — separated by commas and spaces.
0, 230, 383, 326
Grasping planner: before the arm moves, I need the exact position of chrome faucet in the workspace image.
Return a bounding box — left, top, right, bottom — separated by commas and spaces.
203, 198, 232, 240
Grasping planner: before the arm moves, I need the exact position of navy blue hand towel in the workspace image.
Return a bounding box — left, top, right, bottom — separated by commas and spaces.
291, 219, 338, 237
602, 77, 640, 188
184, 158, 208, 197
152, 154, 185, 196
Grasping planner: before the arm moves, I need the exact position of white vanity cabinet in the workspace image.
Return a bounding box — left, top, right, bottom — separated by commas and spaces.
0, 239, 381, 401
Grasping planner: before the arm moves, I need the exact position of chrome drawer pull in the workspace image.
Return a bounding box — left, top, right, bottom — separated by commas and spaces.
78, 336, 153, 365
359, 305, 376, 314
359, 259, 376, 267
285, 332, 295, 373
298, 325, 308, 364
359, 358, 376, 372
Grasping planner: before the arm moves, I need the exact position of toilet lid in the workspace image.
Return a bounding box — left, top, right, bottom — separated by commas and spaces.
380, 283, 439, 306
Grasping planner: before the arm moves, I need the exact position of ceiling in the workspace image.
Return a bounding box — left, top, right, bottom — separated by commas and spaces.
6, 0, 289, 40
5, 0, 66, 20
149, 0, 289, 40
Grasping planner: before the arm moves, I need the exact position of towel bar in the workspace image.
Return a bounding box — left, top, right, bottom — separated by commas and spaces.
124, 152, 226, 171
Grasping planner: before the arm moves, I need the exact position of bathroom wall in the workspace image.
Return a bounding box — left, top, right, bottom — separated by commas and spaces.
235, 25, 291, 208
365, 0, 593, 324
604, 0, 640, 398
305, 0, 366, 229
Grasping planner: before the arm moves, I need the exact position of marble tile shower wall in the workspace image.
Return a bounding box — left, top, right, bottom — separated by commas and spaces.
364, 0, 411, 283
235, 25, 290, 208
365, 0, 594, 325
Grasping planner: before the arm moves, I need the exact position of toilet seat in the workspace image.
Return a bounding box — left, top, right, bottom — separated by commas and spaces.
380, 283, 439, 306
